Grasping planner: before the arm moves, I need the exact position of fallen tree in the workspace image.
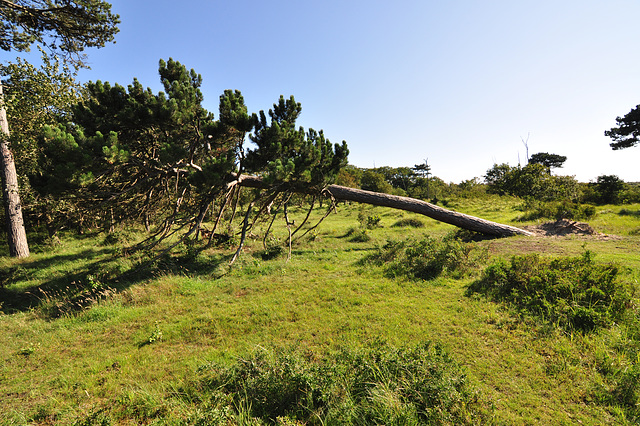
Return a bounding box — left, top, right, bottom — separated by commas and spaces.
233, 174, 534, 237
324, 184, 534, 237
39, 60, 532, 262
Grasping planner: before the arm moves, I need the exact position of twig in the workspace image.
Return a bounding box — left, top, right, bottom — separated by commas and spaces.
283, 196, 294, 261
291, 195, 316, 237
229, 201, 255, 266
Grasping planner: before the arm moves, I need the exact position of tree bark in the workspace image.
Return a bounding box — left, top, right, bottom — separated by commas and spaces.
0, 81, 30, 258
233, 174, 534, 237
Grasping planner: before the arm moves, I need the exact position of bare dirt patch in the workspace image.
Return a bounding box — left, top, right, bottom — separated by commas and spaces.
523, 219, 620, 241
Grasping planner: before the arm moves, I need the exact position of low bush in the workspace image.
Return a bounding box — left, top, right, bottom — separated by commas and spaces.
391, 218, 425, 228
466, 252, 633, 332
364, 234, 486, 281
186, 341, 488, 425
358, 212, 382, 229
517, 200, 596, 222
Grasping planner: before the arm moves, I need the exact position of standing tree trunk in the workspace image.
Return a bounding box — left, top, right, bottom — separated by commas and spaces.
0, 81, 30, 258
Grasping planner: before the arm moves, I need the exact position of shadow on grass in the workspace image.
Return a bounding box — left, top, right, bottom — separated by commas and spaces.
619, 208, 640, 217
0, 245, 230, 318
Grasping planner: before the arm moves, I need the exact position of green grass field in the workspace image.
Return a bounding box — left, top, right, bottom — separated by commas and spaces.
1, 197, 639, 424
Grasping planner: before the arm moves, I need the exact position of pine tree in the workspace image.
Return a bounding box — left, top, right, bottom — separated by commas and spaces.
0, 0, 120, 257
605, 104, 640, 150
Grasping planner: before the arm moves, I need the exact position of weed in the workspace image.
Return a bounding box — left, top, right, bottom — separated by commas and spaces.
349, 229, 371, 243
147, 321, 163, 344
18, 342, 39, 357
358, 211, 382, 229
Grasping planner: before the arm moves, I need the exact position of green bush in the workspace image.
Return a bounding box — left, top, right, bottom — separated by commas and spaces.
391, 218, 425, 228
467, 252, 632, 332
365, 234, 486, 281
188, 341, 488, 425
358, 211, 382, 229
517, 200, 596, 222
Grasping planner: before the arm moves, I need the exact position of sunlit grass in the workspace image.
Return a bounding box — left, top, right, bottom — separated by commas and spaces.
0, 199, 638, 424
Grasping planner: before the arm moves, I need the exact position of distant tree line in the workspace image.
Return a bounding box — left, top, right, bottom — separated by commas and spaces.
334, 155, 638, 208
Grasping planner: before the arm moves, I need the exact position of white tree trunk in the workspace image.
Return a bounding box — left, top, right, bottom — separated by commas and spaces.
0, 81, 30, 258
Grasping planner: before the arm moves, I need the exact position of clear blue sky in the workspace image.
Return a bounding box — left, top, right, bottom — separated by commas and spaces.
12, 1, 640, 182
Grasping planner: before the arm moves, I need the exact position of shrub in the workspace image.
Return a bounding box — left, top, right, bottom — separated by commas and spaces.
189, 341, 488, 424
467, 252, 633, 332
391, 218, 425, 228
365, 234, 486, 280
517, 200, 596, 221
358, 211, 381, 229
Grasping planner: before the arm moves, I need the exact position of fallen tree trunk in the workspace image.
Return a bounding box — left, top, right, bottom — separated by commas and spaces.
325, 185, 533, 237
234, 174, 534, 237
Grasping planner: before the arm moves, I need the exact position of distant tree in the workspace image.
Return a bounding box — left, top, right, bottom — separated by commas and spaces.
605, 105, 640, 150
360, 169, 393, 194
0, 0, 120, 257
485, 162, 579, 201
594, 175, 625, 204
412, 160, 431, 198
412, 162, 431, 178
334, 165, 361, 188
529, 152, 567, 170
484, 163, 513, 196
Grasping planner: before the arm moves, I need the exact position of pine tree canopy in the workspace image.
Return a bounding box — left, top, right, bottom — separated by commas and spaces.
605, 104, 640, 150
0, 0, 120, 62
37, 59, 349, 249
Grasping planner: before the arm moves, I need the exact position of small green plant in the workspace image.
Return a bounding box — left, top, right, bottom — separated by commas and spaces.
18, 343, 39, 357
358, 211, 382, 229
147, 321, 163, 344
